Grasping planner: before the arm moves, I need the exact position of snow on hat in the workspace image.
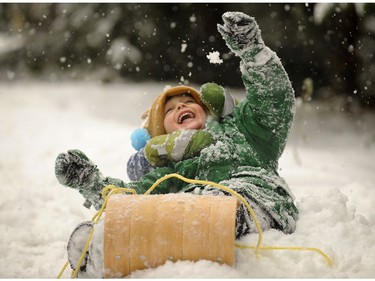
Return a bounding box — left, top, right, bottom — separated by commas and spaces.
130, 85, 204, 151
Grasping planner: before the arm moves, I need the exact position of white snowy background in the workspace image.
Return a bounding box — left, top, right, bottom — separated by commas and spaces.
0, 79, 375, 278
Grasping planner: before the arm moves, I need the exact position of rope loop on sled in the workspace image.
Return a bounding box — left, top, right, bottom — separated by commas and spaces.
57, 173, 333, 278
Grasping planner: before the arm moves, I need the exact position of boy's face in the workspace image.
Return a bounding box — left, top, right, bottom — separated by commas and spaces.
163, 94, 207, 134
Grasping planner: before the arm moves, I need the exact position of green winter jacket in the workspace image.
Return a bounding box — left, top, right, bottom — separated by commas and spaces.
127, 15, 298, 234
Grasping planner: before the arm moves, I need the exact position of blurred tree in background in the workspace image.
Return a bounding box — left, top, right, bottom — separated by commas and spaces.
0, 3, 374, 109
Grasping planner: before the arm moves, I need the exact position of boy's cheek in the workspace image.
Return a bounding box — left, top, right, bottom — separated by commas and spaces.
164, 116, 177, 134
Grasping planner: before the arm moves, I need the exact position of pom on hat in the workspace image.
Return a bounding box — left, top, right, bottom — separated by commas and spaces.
130, 128, 151, 151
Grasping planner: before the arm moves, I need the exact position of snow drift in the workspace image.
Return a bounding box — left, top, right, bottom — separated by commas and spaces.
0, 80, 374, 278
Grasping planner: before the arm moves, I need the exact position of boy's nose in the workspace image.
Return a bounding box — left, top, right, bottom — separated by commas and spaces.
177, 103, 186, 110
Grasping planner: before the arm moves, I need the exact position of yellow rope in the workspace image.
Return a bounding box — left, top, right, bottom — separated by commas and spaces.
144, 173, 333, 265
70, 227, 95, 278
235, 243, 333, 266
57, 173, 333, 278
56, 261, 69, 279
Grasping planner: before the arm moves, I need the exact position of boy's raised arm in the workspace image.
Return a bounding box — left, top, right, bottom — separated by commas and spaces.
218, 12, 295, 163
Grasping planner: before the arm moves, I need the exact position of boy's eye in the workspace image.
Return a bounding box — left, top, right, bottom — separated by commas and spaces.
164, 97, 195, 115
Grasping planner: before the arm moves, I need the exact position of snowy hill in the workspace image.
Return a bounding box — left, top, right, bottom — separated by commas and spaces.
0, 80, 374, 278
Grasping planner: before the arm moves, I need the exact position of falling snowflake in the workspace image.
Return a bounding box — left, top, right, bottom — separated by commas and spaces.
206, 51, 223, 64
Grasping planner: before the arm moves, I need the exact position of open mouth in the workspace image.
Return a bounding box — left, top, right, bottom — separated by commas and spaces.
178, 112, 195, 124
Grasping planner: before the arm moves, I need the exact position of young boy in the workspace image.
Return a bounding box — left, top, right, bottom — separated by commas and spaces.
56, 12, 298, 276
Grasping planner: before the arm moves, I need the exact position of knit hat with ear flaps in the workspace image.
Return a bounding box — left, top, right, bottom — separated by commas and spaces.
130, 85, 204, 151
145, 85, 204, 138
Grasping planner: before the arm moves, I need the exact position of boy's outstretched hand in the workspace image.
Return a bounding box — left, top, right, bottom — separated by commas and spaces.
217, 11, 264, 53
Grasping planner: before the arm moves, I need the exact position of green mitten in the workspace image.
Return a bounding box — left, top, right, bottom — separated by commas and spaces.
200, 82, 235, 119
145, 130, 213, 167
55, 149, 125, 210
217, 11, 264, 55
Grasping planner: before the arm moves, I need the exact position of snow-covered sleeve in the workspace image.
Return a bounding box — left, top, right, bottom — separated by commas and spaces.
144, 130, 213, 167
127, 148, 155, 181
218, 12, 295, 165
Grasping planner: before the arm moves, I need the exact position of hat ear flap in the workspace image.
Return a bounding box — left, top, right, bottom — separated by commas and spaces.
140, 108, 150, 129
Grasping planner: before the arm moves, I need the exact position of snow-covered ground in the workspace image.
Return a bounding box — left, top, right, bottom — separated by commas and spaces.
0, 80, 374, 278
